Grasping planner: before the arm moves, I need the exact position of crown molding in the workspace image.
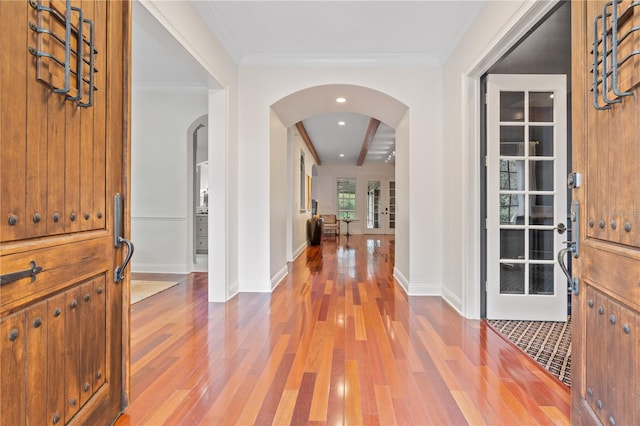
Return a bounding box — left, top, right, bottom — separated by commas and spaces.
240, 53, 440, 68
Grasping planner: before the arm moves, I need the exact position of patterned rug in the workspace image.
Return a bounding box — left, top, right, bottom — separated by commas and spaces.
131, 280, 178, 304
488, 317, 571, 386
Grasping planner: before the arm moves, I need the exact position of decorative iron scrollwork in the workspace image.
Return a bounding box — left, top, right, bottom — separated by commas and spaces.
27, 0, 97, 107
591, 0, 640, 110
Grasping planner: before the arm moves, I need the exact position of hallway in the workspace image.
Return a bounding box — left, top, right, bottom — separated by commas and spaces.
116, 235, 570, 425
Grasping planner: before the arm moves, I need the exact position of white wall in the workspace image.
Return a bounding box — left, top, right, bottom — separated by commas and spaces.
441, 0, 555, 316
131, 88, 208, 273
239, 64, 442, 295
137, 0, 240, 301
315, 163, 395, 235
269, 110, 288, 285
141, 0, 553, 312
394, 112, 410, 289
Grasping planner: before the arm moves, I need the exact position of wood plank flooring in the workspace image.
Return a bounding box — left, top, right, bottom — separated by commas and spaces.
115, 235, 570, 425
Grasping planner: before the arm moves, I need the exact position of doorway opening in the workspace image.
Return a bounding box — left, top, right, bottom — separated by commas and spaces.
189, 116, 209, 273
480, 1, 572, 320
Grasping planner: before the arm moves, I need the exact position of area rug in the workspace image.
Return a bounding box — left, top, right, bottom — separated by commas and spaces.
488, 317, 571, 386
131, 280, 178, 304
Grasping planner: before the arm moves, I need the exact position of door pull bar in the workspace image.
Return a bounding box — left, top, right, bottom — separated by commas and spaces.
558, 200, 580, 295
114, 236, 134, 284
114, 193, 134, 283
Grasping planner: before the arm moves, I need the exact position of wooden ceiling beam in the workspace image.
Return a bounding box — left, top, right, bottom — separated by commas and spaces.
357, 117, 381, 166
295, 121, 321, 165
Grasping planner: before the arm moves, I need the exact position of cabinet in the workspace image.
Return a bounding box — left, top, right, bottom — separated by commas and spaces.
196, 215, 208, 254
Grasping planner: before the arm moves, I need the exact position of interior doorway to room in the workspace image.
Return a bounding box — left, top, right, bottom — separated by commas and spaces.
480, 1, 572, 320
365, 178, 396, 235
191, 117, 209, 272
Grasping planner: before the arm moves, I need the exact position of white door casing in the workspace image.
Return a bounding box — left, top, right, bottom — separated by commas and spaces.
486, 74, 567, 321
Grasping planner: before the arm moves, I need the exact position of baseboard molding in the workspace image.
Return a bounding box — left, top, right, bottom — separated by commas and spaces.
393, 267, 410, 294
393, 267, 442, 296
227, 281, 239, 300
441, 286, 463, 314
239, 280, 273, 293
192, 261, 208, 273
132, 263, 188, 274
406, 282, 442, 296
291, 241, 308, 261
271, 264, 289, 290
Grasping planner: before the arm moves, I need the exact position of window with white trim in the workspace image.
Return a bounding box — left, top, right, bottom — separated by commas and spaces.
337, 178, 356, 219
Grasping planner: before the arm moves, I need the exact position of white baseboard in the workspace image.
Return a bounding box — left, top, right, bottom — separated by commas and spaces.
291, 241, 308, 261
406, 282, 442, 296
393, 267, 410, 294
227, 281, 239, 300
271, 264, 289, 290
393, 267, 441, 296
441, 286, 463, 315
239, 280, 273, 293
192, 256, 208, 273
132, 263, 188, 274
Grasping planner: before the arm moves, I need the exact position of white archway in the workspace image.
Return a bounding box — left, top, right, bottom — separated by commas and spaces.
272, 84, 408, 127
186, 115, 208, 272
269, 84, 409, 290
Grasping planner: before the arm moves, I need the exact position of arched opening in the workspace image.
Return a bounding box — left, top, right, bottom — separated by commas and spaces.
187, 115, 208, 272
269, 84, 409, 289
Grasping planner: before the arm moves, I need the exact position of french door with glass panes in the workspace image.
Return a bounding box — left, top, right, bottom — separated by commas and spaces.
486, 74, 567, 321
365, 179, 395, 234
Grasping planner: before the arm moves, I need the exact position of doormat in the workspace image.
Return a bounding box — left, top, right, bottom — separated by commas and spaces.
131, 280, 178, 304
487, 317, 571, 387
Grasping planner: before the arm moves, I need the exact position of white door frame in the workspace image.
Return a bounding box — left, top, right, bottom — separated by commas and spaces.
364, 178, 395, 235
461, 1, 560, 319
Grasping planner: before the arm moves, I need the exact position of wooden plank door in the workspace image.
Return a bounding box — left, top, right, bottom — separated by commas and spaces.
0, 1, 131, 424
572, 1, 639, 424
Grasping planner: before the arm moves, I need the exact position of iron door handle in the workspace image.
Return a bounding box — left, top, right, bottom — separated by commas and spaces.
114, 236, 134, 284
113, 193, 134, 283
558, 245, 579, 295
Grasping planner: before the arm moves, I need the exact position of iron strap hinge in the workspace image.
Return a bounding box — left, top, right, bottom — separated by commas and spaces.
0, 260, 43, 286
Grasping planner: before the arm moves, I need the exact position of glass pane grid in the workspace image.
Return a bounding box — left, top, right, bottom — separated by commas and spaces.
337, 178, 356, 220
497, 89, 557, 296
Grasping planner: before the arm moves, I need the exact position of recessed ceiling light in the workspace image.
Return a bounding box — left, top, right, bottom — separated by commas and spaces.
336, 97, 346, 103
339, 154, 345, 157
338, 121, 346, 126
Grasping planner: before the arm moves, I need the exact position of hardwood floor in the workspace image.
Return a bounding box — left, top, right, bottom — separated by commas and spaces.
115, 235, 570, 425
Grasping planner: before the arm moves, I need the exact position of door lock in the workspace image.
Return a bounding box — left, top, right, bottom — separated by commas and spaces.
554, 223, 567, 234
567, 172, 583, 189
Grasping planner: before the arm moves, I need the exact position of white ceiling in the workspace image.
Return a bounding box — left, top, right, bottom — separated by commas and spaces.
192, 1, 487, 64
133, 1, 487, 164
300, 112, 396, 164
